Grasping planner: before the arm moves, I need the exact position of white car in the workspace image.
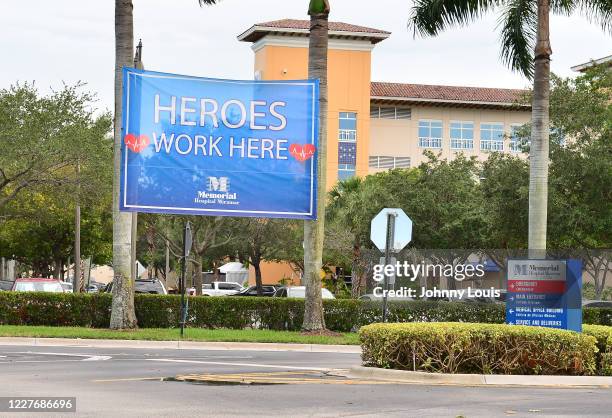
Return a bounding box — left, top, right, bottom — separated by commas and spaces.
273, 286, 335, 299
202, 281, 244, 296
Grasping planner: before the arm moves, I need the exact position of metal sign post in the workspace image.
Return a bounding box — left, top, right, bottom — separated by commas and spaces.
371, 208, 413, 323
382, 212, 396, 322
180, 222, 192, 338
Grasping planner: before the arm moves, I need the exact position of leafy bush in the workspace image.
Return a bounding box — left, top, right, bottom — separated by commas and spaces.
359, 322, 599, 375
0, 292, 610, 331
583, 324, 612, 376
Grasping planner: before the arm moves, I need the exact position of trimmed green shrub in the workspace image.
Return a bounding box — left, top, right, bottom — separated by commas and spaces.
0, 291, 610, 331
359, 322, 599, 375
583, 324, 612, 376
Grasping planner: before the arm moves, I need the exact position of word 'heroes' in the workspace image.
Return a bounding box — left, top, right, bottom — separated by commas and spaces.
154, 95, 287, 131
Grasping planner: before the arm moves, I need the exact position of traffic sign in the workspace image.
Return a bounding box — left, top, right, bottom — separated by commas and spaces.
370, 208, 412, 252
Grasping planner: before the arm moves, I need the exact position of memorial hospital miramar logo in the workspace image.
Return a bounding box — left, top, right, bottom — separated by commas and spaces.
194, 176, 239, 206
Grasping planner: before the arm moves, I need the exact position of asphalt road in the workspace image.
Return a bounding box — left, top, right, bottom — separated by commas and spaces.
0, 344, 610, 417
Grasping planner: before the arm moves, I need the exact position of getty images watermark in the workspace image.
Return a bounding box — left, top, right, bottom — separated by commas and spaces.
372, 261, 502, 299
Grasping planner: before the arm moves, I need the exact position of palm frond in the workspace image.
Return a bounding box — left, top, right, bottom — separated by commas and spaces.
198, 0, 220, 5
550, 0, 577, 15
498, 0, 537, 79
577, 0, 612, 34
409, 0, 502, 37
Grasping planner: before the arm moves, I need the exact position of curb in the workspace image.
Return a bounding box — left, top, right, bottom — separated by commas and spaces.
348, 366, 612, 388
0, 337, 361, 354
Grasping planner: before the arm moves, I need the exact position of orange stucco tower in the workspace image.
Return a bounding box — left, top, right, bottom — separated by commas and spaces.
238, 19, 390, 185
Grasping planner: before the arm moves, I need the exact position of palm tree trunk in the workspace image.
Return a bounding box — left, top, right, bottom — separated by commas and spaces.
302, 2, 329, 332
110, 0, 137, 329
528, 0, 551, 258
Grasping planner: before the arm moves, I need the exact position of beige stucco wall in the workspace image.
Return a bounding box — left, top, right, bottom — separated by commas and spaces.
369, 105, 532, 171
253, 42, 372, 185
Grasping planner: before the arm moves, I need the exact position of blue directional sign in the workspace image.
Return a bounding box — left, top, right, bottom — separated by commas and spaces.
120, 68, 319, 219
506, 259, 582, 332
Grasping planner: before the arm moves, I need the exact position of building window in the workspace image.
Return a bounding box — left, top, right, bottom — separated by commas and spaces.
418, 120, 443, 148
370, 106, 411, 120
450, 121, 474, 149
480, 123, 504, 151
338, 112, 357, 180
509, 124, 528, 152
369, 156, 410, 169
339, 112, 357, 142
338, 164, 356, 180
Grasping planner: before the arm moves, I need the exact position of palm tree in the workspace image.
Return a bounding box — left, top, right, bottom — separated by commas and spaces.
111, 0, 221, 329
110, 0, 137, 329
302, 0, 331, 332
409, 0, 611, 255
327, 177, 366, 297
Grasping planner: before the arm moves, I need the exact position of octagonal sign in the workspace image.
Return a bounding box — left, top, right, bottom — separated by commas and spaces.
370, 208, 413, 252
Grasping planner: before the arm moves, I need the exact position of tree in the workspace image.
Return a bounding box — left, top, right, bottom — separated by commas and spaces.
479, 152, 529, 274
0, 84, 104, 211
302, 0, 331, 332
235, 219, 292, 295
408, 0, 612, 254
0, 83, 113, 279
110, 0, 137, 329
547, 68, 611, 298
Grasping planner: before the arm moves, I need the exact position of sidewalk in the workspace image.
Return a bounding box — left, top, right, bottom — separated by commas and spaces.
348, 366, 612, 388
0, 337, 361, 354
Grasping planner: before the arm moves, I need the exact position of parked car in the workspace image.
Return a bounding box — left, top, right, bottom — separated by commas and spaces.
0, 280, 13, 291
583, 300, 612, 309
273, 286, 335, 299
202, 281, 244, 296
231, 285, 279, 297
11, 278, 64, 293
86, 281, 105, 293
59, 281, 74, 293
103, 278, 168, 295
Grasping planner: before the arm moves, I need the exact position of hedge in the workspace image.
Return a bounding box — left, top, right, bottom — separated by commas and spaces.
359, 322, 599, 375
0, 292, 610, 331
583, 325, 612, 376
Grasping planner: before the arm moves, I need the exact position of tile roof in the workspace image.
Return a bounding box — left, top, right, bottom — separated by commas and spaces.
255, 19, 390, 35
371, 82, 528, 107
238, 19, 390, 43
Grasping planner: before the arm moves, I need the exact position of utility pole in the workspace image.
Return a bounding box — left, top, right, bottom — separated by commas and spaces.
74, 160, 81, 293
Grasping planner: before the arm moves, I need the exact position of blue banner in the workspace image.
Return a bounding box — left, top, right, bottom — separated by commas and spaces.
120, 68, 319, 219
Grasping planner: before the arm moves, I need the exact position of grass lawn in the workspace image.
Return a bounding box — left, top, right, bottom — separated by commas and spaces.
0, 325, 359, 345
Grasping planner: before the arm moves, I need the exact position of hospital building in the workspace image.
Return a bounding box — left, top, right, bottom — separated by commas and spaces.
237, 19, 532, 284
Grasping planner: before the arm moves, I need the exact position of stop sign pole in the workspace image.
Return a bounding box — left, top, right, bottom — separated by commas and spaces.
382, 212, 396, 322
371, 208, 413, 323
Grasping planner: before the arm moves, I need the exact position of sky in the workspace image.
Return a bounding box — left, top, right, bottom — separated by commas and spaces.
1, 0, 610, 113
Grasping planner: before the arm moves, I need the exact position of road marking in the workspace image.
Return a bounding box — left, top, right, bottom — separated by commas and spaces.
145, 358, 331, 371
2, 351, 111, 361
94, 377, 166, 383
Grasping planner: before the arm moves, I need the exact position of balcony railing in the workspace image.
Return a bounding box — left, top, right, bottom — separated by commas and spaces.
418, 137, 442, 148
480, 140, 504, 151
450, 138, 474, 150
